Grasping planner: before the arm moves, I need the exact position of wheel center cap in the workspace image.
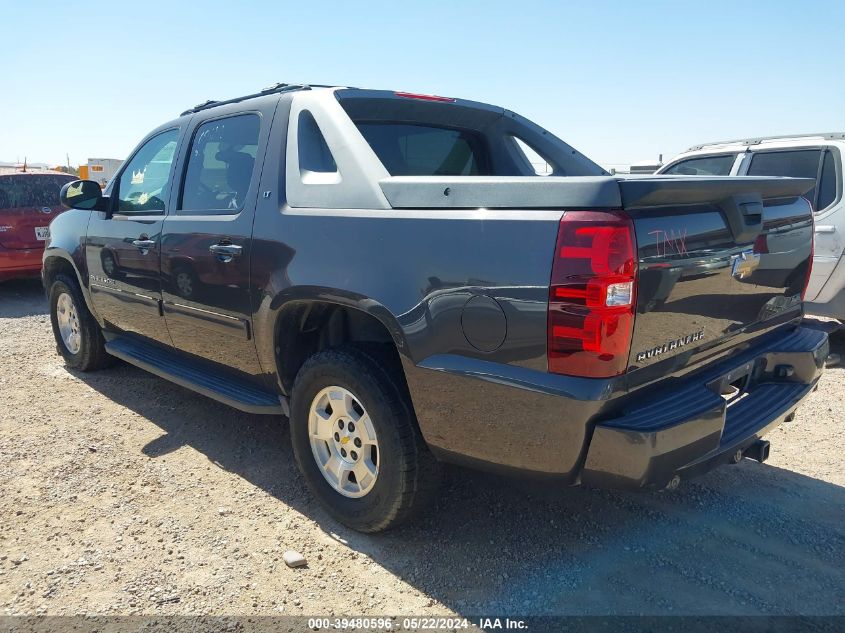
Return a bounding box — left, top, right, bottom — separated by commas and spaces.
340, 436, 350, 445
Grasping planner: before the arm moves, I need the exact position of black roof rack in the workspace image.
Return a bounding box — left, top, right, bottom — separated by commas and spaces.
179, 83, 348, 116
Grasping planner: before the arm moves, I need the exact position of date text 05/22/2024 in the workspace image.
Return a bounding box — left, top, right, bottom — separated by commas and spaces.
307, 617, 528, 630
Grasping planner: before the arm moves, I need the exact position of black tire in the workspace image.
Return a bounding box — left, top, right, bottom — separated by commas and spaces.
289, 345, 442, 532
48, 274, 113, 371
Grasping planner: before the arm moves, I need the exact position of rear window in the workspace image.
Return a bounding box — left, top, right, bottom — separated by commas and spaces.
662, 154, 735, 176
336, 89, 608, 178
356, 123, 488, 176
0, 174, 76, 209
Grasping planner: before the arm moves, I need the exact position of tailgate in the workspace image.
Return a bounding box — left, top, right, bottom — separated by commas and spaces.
619, 176, 814, 374
0, 206, 56, 249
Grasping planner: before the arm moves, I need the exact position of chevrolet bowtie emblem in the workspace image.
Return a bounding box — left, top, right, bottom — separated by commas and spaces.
340, 436, 350, 445
732, 249, 761, 279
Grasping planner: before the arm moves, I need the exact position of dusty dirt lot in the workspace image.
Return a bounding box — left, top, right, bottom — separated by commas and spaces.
1, 278, 844, 618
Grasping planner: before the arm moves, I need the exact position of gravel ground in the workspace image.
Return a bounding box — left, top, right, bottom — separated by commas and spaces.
1, 278, 844, 618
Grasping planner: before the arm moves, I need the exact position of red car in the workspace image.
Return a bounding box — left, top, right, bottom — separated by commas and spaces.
0, 169, 77, 281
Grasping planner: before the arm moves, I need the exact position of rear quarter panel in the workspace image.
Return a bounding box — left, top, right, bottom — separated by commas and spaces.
251, 207, 560, 370
247, 205, 614, 476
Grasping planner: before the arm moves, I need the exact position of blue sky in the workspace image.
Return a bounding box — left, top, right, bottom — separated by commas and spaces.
3, 0, 843, 168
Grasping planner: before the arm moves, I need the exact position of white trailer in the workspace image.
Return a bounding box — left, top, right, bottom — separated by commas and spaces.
79, 158, 123, 188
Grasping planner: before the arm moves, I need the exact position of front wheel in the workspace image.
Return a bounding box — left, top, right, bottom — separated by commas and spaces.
49, 274, 113, 371
289, 346, 442, 532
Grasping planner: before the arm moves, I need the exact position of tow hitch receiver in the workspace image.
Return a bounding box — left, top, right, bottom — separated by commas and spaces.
743, 439, 770, 463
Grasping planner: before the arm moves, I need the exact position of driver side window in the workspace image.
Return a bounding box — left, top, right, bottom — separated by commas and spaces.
179, 114, 260, 213
116, 129, 179, 213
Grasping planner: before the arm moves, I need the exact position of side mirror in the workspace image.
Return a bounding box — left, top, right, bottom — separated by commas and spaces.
60, 180, 108, 211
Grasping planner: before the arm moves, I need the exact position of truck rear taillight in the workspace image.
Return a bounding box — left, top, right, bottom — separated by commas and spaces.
548, 211, 637, 378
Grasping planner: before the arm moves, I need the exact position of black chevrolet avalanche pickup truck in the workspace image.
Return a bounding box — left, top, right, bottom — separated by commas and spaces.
45, 84, 827, 532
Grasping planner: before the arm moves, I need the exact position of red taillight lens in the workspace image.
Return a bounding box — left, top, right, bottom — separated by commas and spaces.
548, 211, 637, 378
753, 233, 769, 254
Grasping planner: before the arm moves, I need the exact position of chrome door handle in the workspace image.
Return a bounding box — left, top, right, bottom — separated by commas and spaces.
815, 225, 836, 233
209, 243, 243, 256
132, 239, 156, 251
209, 243, 243, 262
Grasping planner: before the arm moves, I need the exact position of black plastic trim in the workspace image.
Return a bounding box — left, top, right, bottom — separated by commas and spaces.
105, 336, 286, 415
582, 326, 828, 489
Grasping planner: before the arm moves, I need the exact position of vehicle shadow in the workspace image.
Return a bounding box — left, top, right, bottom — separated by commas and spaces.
0, 278, 48, 318
70, 333, 845, 617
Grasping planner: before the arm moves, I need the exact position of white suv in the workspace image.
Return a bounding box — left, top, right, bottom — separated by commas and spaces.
658, 133, 844, 320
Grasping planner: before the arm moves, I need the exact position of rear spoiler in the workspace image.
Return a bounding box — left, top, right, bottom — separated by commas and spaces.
617, 176, 815, 208
378, 175, 814, 210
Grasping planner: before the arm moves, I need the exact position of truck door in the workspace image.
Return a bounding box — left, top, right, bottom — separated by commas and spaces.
85, 128, 181, 346
159, 102, 276, 378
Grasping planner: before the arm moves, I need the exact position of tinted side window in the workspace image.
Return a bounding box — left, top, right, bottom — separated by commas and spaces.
298, 111, 337, 174
816, 150, 838, 211
662, 155, 735, 176
747, 150, 822, 206
356, 123, 489, 176
0, 174, 76, 209
116, 130, 179, 213
180, 114, 260, 213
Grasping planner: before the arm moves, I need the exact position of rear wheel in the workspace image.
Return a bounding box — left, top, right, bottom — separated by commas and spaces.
289, 346, 442, 532
307, 385, 381, 498
49, 274, 113, 371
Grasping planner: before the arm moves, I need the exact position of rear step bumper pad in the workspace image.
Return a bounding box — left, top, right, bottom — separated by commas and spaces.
581, 326, 829, 489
